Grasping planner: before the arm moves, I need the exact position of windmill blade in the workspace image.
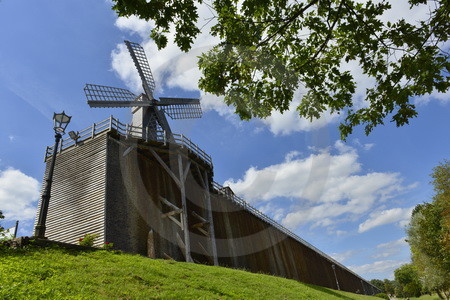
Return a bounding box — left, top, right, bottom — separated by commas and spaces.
84, 84, 150, 108
125, 40, 156, 99
158, 97, 200, 106
157, 97, 202, 119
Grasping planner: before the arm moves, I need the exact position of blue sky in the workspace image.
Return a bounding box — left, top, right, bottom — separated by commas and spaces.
1, 1, 449, 280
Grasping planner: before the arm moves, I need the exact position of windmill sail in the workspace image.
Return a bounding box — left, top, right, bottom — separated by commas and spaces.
125, 40, 156, 99
158, 97, 202, 119
84, 84, 149, 108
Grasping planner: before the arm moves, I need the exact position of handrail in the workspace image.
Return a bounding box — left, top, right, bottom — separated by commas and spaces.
45, 116, 213, 167
212, 181, 377, 290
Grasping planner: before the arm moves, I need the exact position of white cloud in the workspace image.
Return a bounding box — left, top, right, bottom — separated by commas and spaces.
414, 89, 450, 106
358, 207, 414, 233
257, 202, 285, 223
115, 16, 154, 39
372, 237, 408, 259
349, 260, 408, 280
352, 138, 374, 151
224, 141, 412, 230
0, 168, 40, 221
261, 99, 340, 135
331, 249, 360, 263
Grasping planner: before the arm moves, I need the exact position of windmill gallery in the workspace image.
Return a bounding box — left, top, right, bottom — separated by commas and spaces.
34, 41, 380, 295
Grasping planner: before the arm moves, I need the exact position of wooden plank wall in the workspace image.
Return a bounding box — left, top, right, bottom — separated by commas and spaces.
211, 192, 378, 294
104, 133, 187, 259
34, 133, 108, 247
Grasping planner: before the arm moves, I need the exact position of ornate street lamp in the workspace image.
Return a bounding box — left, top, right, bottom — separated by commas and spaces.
34, 111, 71, 238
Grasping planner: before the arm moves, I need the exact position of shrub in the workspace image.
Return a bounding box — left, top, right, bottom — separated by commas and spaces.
102, 242, 114, 250
78, 234, 99, 247
374, 293, 389, 299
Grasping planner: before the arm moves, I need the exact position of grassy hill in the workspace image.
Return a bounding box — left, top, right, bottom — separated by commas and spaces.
0, 244, 377, 299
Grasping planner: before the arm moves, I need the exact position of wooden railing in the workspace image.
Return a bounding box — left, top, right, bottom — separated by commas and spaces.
45, 116, 213, 167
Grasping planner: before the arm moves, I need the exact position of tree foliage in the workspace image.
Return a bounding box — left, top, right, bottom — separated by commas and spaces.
370, 279, 386, 294
383, 279, 396, 296
112, 0, 450, 139
407, 161, 450, 299
394, 263, 423, 298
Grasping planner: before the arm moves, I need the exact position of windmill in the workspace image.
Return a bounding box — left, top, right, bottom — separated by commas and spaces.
84, 40, 202, 140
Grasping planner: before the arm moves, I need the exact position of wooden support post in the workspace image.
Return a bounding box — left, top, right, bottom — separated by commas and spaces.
183, 160, 191, 182
149, 148, 181, 187
198, 242, 214, 265
91, 122, 96, 139
147, 230, 156, 258
178, 153, 192, 262
176, 233, 187, 260
203, 170, 218, 266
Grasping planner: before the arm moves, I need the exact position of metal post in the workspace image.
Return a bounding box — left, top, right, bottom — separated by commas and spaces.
332, 264, 340, 290
13, 220, 19, 238
34, 133, 62, 238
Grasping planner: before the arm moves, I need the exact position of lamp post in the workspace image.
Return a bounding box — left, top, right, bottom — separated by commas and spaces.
34, 111, 71, 238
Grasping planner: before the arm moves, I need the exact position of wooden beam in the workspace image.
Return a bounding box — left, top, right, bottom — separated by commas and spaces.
122, 145, 135, 157
183, 160, 191, 182
161, 209, 183, 218
198, 242, 214, 265
192, 211, 208, 223
162, 252, 174, 260
178, 153, 192, 262
194, 163, 208, 189
203, 170, 218, 266
147, 230, 156, 258
148, 147, 181, 187
159, 196, 180, 211
176, 232, 186, 260
168, 215, 183, 229
192, 221, 209, 229
195, 227, 209, 236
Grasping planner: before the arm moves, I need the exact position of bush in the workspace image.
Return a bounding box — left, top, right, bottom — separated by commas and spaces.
374, 293, 389, 299
102, 242, 114, 250
78, 234, 98, 247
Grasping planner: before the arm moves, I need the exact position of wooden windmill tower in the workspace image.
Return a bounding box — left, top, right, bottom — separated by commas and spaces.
84, 40, 202, 140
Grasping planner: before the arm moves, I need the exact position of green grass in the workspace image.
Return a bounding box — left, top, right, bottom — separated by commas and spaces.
0, 245, 377, 299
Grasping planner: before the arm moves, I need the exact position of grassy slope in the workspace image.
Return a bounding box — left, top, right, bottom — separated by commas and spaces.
0, 246, 377, 299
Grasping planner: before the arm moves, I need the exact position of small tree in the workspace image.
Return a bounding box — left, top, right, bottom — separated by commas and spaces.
383, 279, 396, 296
394, 263, 422, 298
370, 279, 386, 294
407, 161, 450, 299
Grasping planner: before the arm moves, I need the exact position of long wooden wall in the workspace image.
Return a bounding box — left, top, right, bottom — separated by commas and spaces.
210, 191, 377, 294
34, 133, 107, 247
